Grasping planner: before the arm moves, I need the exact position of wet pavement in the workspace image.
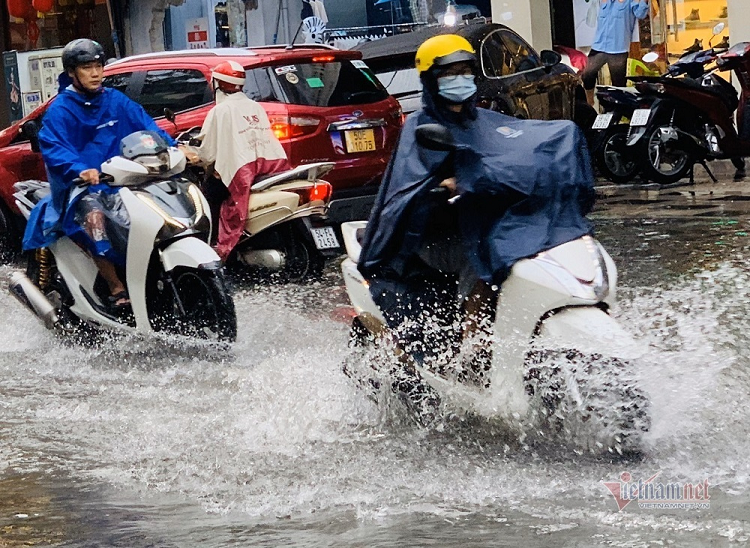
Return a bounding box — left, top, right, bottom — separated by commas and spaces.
1, 171, 750, 546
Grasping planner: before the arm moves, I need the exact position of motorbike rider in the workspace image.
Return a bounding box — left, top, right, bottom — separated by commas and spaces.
22, 38, 176, 313
357, 34, 595, 422
180, 60, 290, 260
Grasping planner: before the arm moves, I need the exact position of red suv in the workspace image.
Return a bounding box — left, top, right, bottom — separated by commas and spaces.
0, 45, 402, 247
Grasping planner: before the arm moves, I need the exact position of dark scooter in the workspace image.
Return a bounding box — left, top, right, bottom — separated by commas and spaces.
591, 29, 730, 185
626, 38, 748, 184
591, 86, 654, 183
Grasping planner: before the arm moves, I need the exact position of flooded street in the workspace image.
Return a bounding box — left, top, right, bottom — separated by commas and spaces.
2, 180, 750, 546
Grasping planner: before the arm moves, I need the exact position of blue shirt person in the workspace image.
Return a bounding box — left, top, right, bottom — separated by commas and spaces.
592, 0, 650, 54
581, 0, 650, 100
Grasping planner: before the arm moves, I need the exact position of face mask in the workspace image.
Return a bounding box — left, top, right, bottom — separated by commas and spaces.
437, 74, 477, 103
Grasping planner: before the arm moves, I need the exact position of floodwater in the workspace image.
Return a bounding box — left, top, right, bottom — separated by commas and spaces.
2, 180, 750, 547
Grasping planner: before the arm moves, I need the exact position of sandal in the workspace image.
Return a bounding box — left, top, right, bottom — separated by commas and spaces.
108, 290, 131, 311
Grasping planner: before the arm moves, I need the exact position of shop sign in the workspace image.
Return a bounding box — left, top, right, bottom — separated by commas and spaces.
186, 17, 210, 49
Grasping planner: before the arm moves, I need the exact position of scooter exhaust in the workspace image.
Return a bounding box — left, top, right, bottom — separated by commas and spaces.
8, 272, 59, 329
238, 249, 285, 270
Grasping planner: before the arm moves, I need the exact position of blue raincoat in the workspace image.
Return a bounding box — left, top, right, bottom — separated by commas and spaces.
358, 105, 595, 287
22, 86, 175, 262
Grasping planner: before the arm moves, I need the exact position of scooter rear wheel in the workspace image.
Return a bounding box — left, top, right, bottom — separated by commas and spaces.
596, 125, 640, 184
278, 222, 325, 283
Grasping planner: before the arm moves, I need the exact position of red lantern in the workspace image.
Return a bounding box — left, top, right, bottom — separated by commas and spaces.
32, 0, 54, 12
7, 0, 33, 19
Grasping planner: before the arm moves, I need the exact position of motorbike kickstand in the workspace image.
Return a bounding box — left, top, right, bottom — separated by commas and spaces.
699, 160, 718, 183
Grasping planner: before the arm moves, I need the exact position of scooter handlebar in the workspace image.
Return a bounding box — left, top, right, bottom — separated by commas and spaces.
72, 173, 114, 187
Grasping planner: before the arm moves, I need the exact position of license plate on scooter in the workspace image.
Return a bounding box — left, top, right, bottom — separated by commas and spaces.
311, 226, 340, 250
630, 109, 652, 127
591, 113, 614, 129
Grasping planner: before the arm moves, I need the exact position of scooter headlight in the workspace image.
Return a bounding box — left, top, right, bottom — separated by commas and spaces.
186, 183, 206, 220
135, 181, 211, 244
135, 192, 189, 243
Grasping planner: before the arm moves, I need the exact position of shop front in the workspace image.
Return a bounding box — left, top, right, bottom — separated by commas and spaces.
634, 0, 730, 67
1, 0, 121, 126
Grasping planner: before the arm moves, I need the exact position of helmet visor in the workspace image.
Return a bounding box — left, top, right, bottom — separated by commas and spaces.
433, 50, 476, 69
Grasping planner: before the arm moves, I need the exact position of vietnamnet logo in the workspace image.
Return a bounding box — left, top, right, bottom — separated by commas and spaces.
602, 471, 710, 511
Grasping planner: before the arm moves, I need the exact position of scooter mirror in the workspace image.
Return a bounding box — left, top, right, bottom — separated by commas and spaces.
713, 22, 726, 35
642, 52, 660, 63
415, 124, 455, 152
164, 108, 176, 125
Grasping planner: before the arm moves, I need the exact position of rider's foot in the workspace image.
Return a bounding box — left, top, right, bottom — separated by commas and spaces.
108, 290, 131, 315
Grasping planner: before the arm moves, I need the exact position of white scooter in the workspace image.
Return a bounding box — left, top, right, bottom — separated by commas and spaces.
9, 130, 237, 342
341, 126, 650, 454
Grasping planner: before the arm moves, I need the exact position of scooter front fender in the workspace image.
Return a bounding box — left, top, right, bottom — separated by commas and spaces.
537, 306, 644, 361
160, 237, 221, 272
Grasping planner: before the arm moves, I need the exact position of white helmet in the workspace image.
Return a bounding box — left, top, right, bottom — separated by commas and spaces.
211, 60, 246, 93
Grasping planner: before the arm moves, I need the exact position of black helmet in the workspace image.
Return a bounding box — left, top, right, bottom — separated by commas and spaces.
62, 39, 105, 72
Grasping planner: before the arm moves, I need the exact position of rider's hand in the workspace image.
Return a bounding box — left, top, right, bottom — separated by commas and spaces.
439, 177, 457, 194
79, 168, 100, 185
179, 145, 200, 164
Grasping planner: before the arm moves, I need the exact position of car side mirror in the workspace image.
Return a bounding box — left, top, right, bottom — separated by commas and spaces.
21, 119, 41, 153
415, 124, 455, 151
540, 50, 562, 72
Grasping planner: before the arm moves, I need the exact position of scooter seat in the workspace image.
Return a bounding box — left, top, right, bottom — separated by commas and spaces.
666, 76, 739, 113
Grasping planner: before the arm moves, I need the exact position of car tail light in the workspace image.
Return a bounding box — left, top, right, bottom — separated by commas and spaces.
269, 115, 321, 140
312, 56, 335, 63
293, 181, 332, 206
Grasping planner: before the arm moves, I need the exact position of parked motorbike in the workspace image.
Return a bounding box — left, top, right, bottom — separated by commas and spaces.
341, 125, 650, 454
8, 130, 237, 342
591, 85, 653, 183
589, 32, 729, 185
177, 127, 339, 282
626, 26, 748, 184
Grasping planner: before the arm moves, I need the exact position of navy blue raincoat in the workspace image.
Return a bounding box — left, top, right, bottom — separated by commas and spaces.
23, 86, 175, 261
358, 106, 595, 286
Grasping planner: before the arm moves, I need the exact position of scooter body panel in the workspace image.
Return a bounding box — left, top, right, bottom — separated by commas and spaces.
342, 256, 384, 322
49, 237, 124, 330
120, 188, 165, 331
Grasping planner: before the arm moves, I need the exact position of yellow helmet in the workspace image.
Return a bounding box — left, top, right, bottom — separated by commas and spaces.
415, 34, 476, 74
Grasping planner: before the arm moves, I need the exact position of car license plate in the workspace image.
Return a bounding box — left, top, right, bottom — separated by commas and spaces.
591, 113, 614, 130
311, 226, 340, 250
630, 109, 652, 127
344, 129, 377, 153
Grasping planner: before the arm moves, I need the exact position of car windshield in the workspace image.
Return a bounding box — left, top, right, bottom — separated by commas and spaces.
263, 60, 389, 107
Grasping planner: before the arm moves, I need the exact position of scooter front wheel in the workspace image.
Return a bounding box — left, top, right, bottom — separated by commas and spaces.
639, 123, 694, 184
165, 268, 237, 342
